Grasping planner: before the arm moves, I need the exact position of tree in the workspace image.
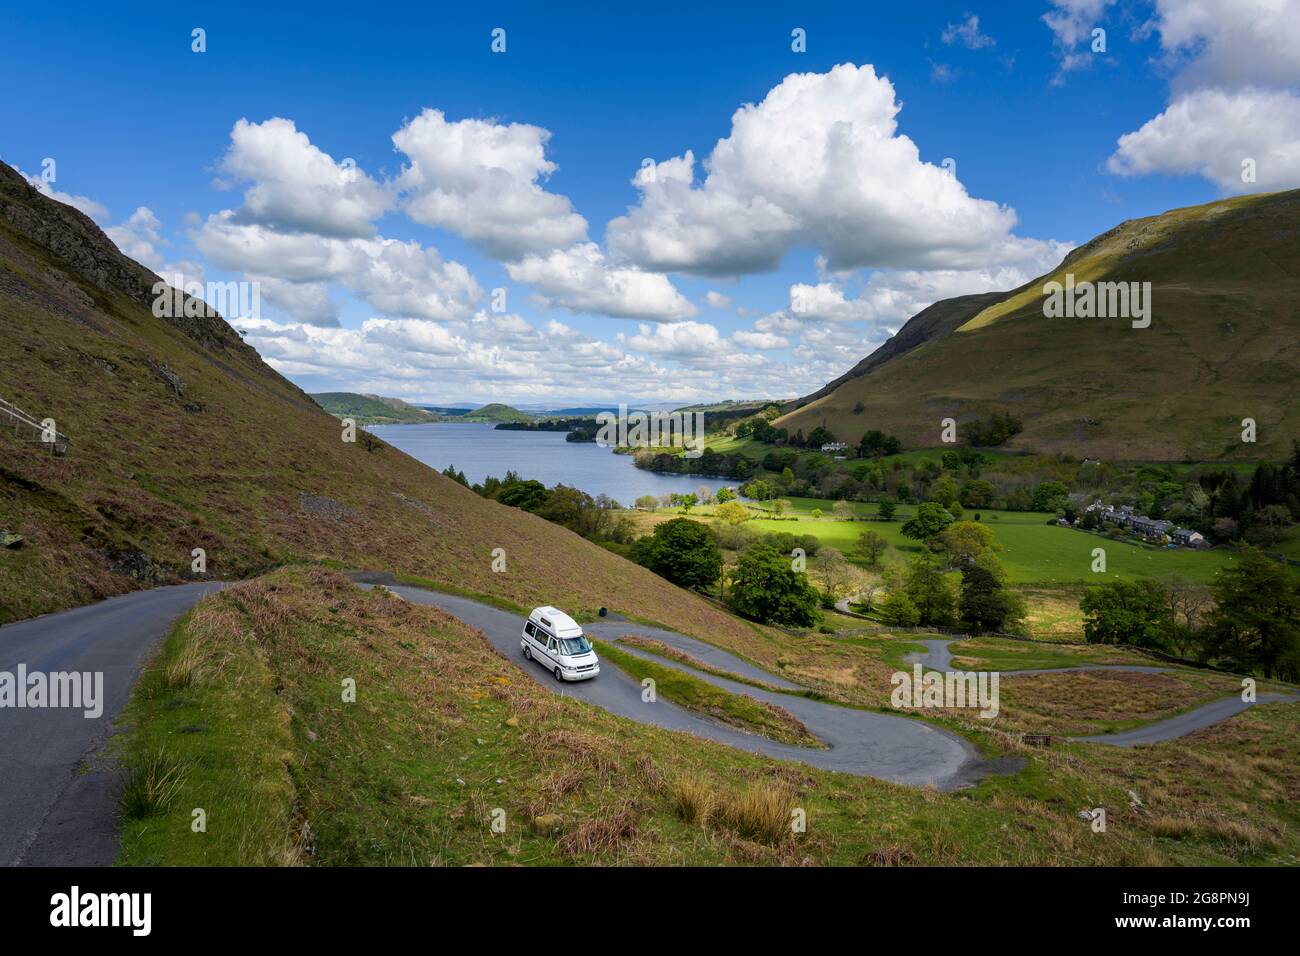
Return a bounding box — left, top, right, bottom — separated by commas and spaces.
770, 498, 791, 517
1161, 576, 1212, 660
695, 485, 715, 506
901, 502, 954, 541
497, 478, 550, 513
1032, 481, 1070, 512
726, 543, 821, 627
539, 484, 609, 538
808, 425, 835, 447
832, 499, 856, 520
813, 548, 854, 604
877, 499, 897, 521
634, 494, 658, 511
961, 479, 997, 509
878, 590, 921, 627
631, 518, 722, 591
1080, 580, 1169, 649
903, 554, 958, 627
1203, 548, 1300, 680
715, 500, 749, 525
931, 476, 960, 508
853, 529, 888, 568
715, 486, 737, 503
958, 560, 1024, 634
933, 520, 995, 567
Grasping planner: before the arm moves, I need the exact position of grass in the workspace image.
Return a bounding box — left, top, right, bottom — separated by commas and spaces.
744, 505, 1237, 587
592, 639, 823, 748
115, 566, 1300, 866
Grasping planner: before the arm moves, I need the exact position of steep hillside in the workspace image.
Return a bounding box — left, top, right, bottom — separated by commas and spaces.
778, 190, 1300, 460
311, 392, 441, 425
0, 161, 763, 654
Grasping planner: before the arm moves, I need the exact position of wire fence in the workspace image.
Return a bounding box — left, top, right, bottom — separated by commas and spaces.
1, 395, 69, 455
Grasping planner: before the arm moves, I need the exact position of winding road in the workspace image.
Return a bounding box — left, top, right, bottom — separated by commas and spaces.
3, 579, 1296, 865
356, 578, 1008, 791
907, 638, 1300, 747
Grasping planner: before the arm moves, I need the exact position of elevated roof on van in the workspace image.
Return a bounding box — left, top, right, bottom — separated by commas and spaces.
528, 606, 583, 637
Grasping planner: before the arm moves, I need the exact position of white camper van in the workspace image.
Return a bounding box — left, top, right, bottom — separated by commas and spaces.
521, 606, 600, 681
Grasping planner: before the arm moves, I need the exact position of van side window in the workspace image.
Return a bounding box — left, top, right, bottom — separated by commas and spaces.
547, 636, 557, 653
525, 621, 536, 637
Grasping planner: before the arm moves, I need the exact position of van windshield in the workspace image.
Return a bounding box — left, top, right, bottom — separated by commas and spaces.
556, 636, 592, 656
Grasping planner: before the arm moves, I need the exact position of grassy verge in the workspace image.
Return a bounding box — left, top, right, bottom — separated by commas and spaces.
592, 639, 823, 748
617, 634, 786, 691
114, 566, 1300, 866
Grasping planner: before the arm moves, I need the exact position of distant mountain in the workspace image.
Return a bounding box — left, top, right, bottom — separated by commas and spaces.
311, 392, 441, 425
778, 189, 1300, 460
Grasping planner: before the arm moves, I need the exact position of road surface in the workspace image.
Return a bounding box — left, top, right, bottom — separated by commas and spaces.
0, 582, 223, 865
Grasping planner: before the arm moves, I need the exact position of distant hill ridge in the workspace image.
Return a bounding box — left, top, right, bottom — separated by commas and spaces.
778, 189, 1300, 460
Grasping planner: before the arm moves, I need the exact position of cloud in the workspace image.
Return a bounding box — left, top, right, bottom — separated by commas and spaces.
505, 242, 696, 321
1109, 87, 1300, 191
195, 215, 481, 324
219, 118, 390, 238
790, 251, 1069, 328
1042, 0, 1115, 80
236, 310, 798, 406
106, 206, 164, 268
704, 290, 733, 309
17, 167, 108, 221
1107, 0, 1300, 193
393, 108, 588, 260
942, 14, 996, 49
606, 64, 1054, 276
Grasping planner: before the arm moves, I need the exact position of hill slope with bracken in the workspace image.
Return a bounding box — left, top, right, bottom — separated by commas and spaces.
0, 162, 763, 654
777, 190, 1300, 460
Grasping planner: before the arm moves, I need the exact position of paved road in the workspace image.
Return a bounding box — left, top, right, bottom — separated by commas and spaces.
909, 638, 1300, 747
362, 579, 1017, 790
0, 582, 223, 865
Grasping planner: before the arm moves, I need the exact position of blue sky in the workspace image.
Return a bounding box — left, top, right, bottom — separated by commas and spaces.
3, 1, 1296, 405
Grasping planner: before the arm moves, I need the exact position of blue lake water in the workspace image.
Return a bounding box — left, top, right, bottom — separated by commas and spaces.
370, 422, 736, 506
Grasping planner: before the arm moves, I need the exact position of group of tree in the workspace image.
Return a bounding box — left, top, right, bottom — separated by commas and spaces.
1081, 549, 1299, 679
877, 552, 1024, 634
468, 470, 636, 545
958, 410, 1024, 447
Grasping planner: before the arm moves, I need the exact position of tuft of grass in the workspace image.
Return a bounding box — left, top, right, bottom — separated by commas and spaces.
118, 750, 190, 819
672, 774, 717, 826
717, 782, 796, 846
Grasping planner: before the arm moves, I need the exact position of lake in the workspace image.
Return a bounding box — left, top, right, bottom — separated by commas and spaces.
369, 422, 737, 506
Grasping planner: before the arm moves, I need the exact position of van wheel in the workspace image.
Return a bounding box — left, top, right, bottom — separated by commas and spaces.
523, 646, 532, 660
554, 666, 563, 682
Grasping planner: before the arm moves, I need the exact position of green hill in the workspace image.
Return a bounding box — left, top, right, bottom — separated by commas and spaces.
778, 190, 1300, 460
311, 392, 440, 425
463, 402, 534, 423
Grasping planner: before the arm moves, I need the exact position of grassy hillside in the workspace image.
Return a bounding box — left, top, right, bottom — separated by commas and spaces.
310, 392, 440, 425
778, 190, 1300, 460
0, 161, 770, 655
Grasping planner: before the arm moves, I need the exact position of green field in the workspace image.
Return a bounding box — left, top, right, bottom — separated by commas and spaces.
740, 501, 1237, 586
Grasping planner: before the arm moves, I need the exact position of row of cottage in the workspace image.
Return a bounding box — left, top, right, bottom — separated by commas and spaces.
1072, 501, 1208, 548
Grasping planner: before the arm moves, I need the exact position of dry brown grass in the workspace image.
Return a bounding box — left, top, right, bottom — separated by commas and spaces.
672, 774, 717, 826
